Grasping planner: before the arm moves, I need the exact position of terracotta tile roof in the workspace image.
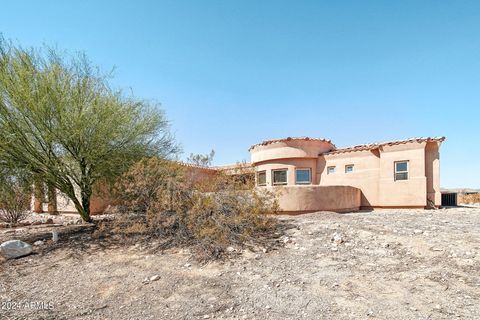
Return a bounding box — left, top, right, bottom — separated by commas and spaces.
323, 136, 445, 155
249, 137, 336, 151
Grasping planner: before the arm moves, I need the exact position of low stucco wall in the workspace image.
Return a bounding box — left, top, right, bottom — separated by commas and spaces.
267, 185, 361, 213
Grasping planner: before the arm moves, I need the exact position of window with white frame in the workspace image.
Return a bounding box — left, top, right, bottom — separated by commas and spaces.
394, 161, 409, 181
327, 166, 336, 175
295, 168, 311, 184
272, 169, 287, 185
256, 171, 266, 186
345, 164, 354, 173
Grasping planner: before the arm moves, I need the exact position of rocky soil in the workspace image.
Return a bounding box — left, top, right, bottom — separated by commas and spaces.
1, 207, 479, 319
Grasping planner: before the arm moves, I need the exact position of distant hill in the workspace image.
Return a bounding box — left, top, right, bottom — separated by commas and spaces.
441, 188, 480, 194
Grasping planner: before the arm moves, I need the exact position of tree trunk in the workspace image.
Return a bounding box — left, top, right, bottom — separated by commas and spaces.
71, 189, 92, 223
80, 190, 92, 223
77, 158, 93, 223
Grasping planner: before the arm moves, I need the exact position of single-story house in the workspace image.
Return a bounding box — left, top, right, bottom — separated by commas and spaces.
249, 136, 444, 212
31, 136, 445, 214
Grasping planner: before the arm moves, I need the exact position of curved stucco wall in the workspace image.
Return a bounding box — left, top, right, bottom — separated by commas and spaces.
255, 158, 318, 186
250, 140, 334, 164
267, 185, 361, 213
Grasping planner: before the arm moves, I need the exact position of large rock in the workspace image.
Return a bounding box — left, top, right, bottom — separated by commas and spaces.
0, 240, 33, 259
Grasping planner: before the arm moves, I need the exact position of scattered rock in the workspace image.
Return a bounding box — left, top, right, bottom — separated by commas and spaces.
331, 232, 344, 245
150, 275, 160, 281
45, 218, 54, 224
0, 240, 33, 259
281, 236, 291, 244
34, 240, 45, 246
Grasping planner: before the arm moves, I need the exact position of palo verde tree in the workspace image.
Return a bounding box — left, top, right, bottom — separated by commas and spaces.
0, 39, 178, 222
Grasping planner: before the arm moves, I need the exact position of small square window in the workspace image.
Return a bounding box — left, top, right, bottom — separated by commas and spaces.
256, 171, 266, 186
327, 166, 336, 175
295, 168, 311, 184
272, 169, 287, 185
345, 165, 354, 173
395, 161, 409, 181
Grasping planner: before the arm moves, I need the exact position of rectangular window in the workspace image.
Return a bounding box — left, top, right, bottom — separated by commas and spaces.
345, 164, 354, 173
272, 169, 287, 185
295, 168, 311, 184
395, 161, 409, 181
327, 166, 336, 175
256, 171, 266, 186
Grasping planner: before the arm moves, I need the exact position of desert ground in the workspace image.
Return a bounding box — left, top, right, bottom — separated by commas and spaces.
1, 207, 479, 320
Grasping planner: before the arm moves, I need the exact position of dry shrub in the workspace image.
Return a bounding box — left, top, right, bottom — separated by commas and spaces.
0, 170, 31, 224
459, 193, 480, 204
105, 158, 279, 260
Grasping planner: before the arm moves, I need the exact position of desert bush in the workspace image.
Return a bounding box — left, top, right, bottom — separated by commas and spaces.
105, 157, 279, 260
0, 169, 32, 223
459, 193, 480, 204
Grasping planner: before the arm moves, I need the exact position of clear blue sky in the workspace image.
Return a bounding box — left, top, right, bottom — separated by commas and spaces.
1, 1, 479, 188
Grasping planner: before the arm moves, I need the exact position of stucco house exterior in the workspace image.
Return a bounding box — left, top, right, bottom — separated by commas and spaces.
32, 136, 445, 215
249, 136, 444, 213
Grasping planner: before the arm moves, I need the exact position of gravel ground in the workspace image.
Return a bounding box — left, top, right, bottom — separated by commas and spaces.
1, 207, 479, 320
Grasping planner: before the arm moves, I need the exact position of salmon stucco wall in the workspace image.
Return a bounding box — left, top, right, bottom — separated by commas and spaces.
55, 192, 110, 215
270, 185, 361, 213
255, 158, 318, 186
425, 141, 441, 206
319, 150, 381, 207
250, 139, 334, 164
378, 143, 427, 207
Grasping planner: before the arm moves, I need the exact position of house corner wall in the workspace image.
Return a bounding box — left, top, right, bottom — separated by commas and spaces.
425, 142, 441, 206
318, 150, 381, 207
378, 143, 427, 207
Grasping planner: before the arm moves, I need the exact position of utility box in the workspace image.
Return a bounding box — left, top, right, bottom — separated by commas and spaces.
441, 193, 457, 207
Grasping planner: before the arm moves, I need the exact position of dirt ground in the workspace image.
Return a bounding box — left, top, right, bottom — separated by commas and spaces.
1, 207, 479, 320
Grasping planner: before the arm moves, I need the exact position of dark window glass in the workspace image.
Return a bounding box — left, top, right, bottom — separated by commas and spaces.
395, 172, 408, 181
257, 171, 266, 186
296, 169, 311, 184
395, 162, 408, 172
272, 170, 287, 185
395, 161, 409, 181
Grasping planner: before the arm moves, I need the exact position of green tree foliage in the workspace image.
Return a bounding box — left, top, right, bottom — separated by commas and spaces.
0, 39, 178, 222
